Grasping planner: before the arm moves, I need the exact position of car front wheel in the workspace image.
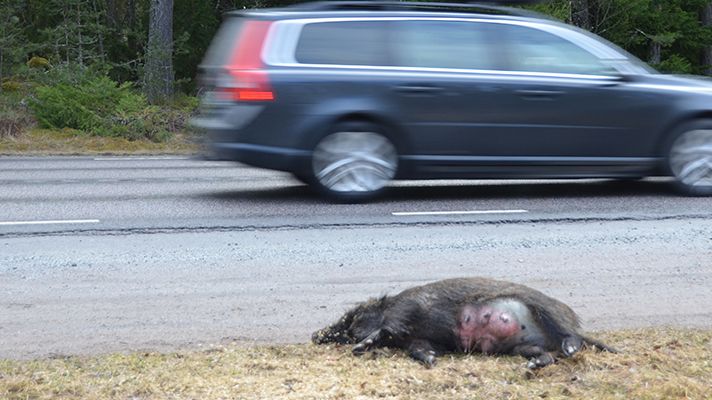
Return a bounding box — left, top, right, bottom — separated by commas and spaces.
311, 123, 398, 202
668, 123, 712, 196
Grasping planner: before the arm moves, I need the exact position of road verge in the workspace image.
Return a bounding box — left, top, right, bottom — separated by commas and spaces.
1, 328, 709, 399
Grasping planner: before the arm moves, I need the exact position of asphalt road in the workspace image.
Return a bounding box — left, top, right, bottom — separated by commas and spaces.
1, 156, 711, 359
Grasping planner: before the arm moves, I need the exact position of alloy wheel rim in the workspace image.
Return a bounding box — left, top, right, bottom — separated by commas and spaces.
669, 129, 712, 187
313, 131, 397, 193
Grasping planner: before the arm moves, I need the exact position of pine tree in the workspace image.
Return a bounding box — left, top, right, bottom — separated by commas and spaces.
39, 0, 106, 66
0, 0, 24, 87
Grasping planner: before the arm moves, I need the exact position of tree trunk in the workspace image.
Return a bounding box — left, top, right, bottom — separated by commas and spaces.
648, 1, 663, 66
649, 41, 662, 65
702, 3, 712, 75
144, 0, 174, 104
63, 4, 70, 64
127, 0, 136, 28
92, 0, 104, 63
76, 0, 83, 65
571, 0, 591, 30
105, 0, 116, 29
0, 47, 4, 92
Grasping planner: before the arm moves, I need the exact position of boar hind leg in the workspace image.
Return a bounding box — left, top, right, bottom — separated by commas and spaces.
407, 339, 438, 368
352, 329, 384, 355
512, 344, 556, 369
561, 335, 584, 357
582, 336, 618, 353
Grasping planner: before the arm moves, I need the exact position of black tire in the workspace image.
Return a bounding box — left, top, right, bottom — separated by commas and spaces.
666, 120, 712, 196
308, 121, 398, 203
291, 172, 313, 186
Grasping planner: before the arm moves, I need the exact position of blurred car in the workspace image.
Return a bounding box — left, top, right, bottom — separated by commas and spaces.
192, 1, 712, 201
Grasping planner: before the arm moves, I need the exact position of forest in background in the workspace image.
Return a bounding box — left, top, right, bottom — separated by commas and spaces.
2, 0, 712, 142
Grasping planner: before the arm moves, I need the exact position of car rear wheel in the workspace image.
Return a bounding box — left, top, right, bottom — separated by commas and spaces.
668, 123, 712, 196
311, 122, 398, 202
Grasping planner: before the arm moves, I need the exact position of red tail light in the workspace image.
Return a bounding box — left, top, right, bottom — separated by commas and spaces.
221, 20, 274, 102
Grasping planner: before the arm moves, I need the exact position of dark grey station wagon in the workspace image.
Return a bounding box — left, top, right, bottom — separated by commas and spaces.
192, 1, 712, 201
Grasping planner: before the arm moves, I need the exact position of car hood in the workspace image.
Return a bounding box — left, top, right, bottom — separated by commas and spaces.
631, 73, 712, 93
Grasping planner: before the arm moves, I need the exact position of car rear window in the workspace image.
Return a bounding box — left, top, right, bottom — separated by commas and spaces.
295, 21, 389, 66
201, 17, 244, 68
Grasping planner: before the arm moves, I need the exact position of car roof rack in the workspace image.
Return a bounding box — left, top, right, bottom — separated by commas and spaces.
286, 1, 547, 18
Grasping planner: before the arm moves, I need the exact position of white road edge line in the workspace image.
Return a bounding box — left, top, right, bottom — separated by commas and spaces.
392, 210, 528, 216
0, 219, 101, 226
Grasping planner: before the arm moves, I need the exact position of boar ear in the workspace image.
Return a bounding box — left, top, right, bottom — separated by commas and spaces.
360, 296, 388, 311
341, 304, 363, 324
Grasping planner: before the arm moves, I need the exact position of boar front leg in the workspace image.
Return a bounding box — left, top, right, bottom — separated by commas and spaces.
352, 329, 384, 355
407, 339, 439, 368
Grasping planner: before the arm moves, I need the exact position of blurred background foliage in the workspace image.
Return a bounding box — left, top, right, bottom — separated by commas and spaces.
530, 0, 712, 74
2, 0, 712, 141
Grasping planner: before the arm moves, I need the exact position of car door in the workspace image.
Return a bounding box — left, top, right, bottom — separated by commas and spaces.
387, 19, 517, 158
388, 18, 665, 173
477, 22, 664, 161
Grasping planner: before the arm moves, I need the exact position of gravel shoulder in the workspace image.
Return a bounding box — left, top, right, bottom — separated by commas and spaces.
1, 217, 710, 360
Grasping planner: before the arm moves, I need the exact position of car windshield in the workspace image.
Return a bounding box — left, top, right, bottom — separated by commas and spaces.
565, 23, 658, 75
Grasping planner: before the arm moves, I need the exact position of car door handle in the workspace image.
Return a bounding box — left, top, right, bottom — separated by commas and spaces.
393, 85, 445, 94
515, 89, 565, 99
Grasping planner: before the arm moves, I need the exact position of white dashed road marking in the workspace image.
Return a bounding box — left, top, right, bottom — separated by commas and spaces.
0, 219, 101, 226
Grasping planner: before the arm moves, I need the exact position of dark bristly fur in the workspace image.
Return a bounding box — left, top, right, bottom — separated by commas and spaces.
312, 277, 615, 368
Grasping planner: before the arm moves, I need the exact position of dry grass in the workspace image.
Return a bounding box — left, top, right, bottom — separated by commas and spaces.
1, 328, 710, 400
0, 128, 199, 155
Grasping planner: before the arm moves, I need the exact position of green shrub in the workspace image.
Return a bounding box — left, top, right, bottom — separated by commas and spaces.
18, 62, 104, 88
30, 75, 197, 142
656, 54, 694, 74
32, 83, 101, 132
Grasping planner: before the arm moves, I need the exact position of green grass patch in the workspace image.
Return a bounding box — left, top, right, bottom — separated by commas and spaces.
1, 328, 710, 399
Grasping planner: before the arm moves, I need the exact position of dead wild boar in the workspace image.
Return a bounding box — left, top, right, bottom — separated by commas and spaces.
312, 277, 614, 368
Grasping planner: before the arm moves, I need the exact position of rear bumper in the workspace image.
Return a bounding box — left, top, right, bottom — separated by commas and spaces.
208, 142, 311, 172
191, 102, 310, 172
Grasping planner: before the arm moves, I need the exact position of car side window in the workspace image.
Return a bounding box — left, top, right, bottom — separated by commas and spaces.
498, 23, 616, 75
390, 20, 500, 70
295, 21, 389, 66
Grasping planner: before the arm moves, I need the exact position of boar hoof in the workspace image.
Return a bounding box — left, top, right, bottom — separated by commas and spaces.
561, 336, 583, 357
352, 341, 372, 356
409, 349, 438, 368
526, 353, 555, 369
